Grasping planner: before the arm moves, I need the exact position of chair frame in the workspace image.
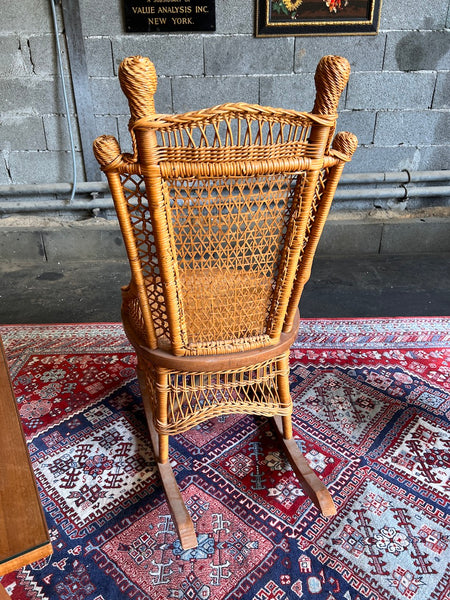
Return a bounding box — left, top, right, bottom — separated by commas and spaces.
94, 55, 357, 549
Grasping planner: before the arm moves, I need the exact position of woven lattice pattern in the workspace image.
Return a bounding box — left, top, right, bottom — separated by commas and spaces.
303, 168, 330, 251
116, 104, 322, 354
167, 173, 304, 347
119, 168, 310, 352
118, 104, 331, 179
150, 108, 316, 171
141, 353, 290, 435
120, 173, 171, 344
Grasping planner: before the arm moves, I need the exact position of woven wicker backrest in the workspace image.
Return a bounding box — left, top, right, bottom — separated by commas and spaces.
94, 56, 357, 357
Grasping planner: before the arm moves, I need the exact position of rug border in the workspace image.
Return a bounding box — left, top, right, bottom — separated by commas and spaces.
1, 317, 449, 356
0, 315, 449, 329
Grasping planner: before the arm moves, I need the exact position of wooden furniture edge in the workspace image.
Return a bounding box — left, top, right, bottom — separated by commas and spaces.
0, 543, 53, 577
0, 337, 52, 584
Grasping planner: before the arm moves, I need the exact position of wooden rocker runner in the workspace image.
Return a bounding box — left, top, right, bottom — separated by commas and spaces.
94, 55, 357, 550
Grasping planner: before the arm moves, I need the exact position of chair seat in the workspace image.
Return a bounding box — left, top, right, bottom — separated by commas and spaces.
123, 268, 277, 355
123, 303, 300, 373
180, 267, 274, 348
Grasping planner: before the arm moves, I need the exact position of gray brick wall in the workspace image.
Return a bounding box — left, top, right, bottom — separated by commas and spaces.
1, 0, 449, 185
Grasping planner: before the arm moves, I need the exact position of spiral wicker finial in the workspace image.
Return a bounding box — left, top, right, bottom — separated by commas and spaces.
332, 131, 358, 160
313, 55, 351, 115
93, 135, 122, 169
119, 56, 158, 120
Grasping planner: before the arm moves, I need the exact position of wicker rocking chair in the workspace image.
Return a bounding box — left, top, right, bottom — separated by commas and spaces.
93, 55, 357, 550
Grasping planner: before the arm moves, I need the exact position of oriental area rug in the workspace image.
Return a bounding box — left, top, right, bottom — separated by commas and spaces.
0, 318, 449, 600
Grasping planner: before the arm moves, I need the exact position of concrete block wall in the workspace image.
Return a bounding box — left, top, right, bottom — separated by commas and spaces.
1, 0, 449, 187
2, 215, 450, 263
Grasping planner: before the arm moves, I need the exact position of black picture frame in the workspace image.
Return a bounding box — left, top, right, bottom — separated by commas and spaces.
256, 0, 382, 37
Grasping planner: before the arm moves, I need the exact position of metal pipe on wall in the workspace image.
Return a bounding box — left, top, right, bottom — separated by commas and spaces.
0, 182, 109, 197
0, 171, 449, 214
0, 170, 448, 198
335, 185, 450, 200
0, 199, 115, 213
340, 170, 450, 185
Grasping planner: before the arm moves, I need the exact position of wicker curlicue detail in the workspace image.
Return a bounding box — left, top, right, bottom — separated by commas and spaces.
332, 131, 359, 160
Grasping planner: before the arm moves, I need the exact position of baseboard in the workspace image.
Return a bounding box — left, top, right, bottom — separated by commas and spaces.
0, 213, 449, 262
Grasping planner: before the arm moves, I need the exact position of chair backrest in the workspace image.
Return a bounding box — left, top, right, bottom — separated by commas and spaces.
94, 56, 357, 357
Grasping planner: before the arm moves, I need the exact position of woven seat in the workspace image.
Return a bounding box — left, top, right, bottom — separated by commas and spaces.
94, 55, 357, 549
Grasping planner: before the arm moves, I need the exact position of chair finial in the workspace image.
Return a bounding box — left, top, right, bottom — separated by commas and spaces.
93, 135, 122, 169
332, 131, 358, 159
313, 55, 351, 115
119, 56, 158, 120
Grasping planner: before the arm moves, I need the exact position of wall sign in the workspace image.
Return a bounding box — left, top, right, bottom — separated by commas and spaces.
256, 0, 382, 36
124, 1, 215, 32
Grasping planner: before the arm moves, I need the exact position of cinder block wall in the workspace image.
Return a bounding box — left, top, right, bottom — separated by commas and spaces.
1, 0, 449, 186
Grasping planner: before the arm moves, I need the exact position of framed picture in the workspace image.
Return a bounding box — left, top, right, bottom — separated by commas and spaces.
256, 0, 382, 37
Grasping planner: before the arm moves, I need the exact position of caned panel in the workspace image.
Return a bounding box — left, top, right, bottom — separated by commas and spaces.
119, 108, 322, 352
120, 172, 171, 345
165, 172, 305, 346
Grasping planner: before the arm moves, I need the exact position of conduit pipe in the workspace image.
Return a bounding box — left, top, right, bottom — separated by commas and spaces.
334, 185, 450, 200
0, 171, 448, 214
0, 199, 115, 213
0, 170, 448, 198
0, 182, 109, 197
340, 170, 450, 185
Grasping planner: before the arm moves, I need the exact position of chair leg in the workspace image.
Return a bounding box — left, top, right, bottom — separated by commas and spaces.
277, 354, 294, 440
274, 355, 335, 516
272, 415, 336, 517
136, 366, 198, 550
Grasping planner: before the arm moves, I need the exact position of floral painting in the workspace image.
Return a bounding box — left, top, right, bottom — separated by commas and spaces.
256, 0, 382, 36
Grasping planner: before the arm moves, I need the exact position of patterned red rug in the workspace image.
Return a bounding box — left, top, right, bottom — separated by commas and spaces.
0, 318, 449, 600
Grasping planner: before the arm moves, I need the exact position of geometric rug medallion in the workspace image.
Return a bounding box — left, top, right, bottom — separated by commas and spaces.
1, 317, 449, 600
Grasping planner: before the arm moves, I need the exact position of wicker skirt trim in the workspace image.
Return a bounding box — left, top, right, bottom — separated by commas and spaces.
140, 352, 292, 435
